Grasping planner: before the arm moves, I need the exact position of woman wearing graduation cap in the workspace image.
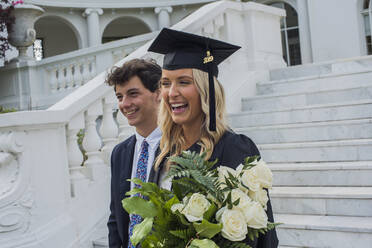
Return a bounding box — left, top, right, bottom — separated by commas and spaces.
149, 28, 278, 248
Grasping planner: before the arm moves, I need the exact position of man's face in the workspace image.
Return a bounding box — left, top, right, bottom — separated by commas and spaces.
115, 76, 160, 134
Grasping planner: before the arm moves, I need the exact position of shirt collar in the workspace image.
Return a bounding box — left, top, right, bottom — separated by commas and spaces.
135, 127, 162, 150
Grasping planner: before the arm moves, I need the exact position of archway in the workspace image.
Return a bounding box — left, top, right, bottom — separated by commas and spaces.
34, 16, 79, 59
102, 16, 151, 43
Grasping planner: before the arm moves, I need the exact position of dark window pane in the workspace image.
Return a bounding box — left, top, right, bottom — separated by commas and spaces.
281, 30, 288, 64
367, 36, 372, 55
285, 4, 298, 27
364, 0, 370, 10
287, 29, 302, 65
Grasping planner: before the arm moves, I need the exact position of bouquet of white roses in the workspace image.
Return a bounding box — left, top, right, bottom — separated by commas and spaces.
122, 151, 279, 248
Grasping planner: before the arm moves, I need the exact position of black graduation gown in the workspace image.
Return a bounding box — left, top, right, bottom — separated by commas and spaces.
184, 130, 279, 248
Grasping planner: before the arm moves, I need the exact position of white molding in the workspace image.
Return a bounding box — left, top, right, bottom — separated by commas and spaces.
25, 0, 215, 8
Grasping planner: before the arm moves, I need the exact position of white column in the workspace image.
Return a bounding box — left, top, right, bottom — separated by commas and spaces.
155, 6, 173, 30
83, 8, 103, 47
297, 0, 313, 64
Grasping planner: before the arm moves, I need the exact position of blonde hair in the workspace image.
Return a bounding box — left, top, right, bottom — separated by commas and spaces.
155, 68, 228, 170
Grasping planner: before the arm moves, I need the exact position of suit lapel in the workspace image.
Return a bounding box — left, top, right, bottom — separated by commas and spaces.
120, 135, 136, 198
148, 146, 161, 184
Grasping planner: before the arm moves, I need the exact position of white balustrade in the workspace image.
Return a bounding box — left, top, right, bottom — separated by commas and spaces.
202, 20, 215, 37
67, 113, 89, 197
0, 32, 157, 110
100, 92, 119, 164
82, 101, 106, 181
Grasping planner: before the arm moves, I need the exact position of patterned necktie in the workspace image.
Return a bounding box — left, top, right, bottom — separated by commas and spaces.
128, 140, 149, 248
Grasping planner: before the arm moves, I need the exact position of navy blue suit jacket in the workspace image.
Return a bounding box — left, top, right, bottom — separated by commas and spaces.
108, 135, 161, 248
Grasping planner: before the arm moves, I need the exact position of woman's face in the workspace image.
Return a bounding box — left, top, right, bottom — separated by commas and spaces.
161, 68, 203, 129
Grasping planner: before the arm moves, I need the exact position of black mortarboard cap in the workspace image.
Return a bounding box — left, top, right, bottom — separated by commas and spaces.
148, 28, 241, 131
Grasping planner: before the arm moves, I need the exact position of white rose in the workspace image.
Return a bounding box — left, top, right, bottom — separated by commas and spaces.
216, 207, 248, 241
217, 166, 237, 189
254, 160, 273, 189
244, 201, 268, 229
229, 188, 252, 211
181, 193, 211, 222
171, 203, 184, 213
240, 167, 261, 192
248, 189, 269, 209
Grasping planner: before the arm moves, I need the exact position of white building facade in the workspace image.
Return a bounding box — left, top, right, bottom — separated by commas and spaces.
1, 1, 372, 248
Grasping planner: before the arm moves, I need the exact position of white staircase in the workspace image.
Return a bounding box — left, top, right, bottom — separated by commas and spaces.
230, 58, 372, 247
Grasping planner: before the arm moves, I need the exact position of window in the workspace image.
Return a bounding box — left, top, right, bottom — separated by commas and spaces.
270, 2, 302, 66
362, 0, 372, 55
33, 38, 44, 61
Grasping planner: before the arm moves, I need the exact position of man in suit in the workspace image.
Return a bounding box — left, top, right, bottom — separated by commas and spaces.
105, 59, 162, 248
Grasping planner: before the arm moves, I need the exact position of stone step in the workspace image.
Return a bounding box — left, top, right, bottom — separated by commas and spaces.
242, 84, 372, 112
234, 118, 372, 144
269, 56, 372, 81
258, 69, 372, 95
228, 99, 372, 128
258, 139, 372, 163
270, 187, 372, 217
270, 161, 372, 187
275, 214, 372, 248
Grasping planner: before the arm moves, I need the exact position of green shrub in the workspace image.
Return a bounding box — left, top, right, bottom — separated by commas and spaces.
0, 106, 17, 114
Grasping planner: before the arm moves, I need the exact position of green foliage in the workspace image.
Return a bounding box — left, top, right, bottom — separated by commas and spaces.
122, 196, 157, 218
212, 235, 252, 248
168, 151, 223, 203
242, 155, 261, 171
189, 239, 219, 248
0, 106, 17, 114
193, 219, 222, 239
131, 217, 154, 246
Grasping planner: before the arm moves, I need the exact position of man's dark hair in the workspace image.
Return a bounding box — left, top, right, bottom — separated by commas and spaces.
105, 58, 162, 92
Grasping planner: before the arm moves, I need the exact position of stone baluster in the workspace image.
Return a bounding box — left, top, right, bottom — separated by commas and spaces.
202, 20, 215, 37
154, 6, 173, 30
82, 101, 106, 180
112, 50, 127, 64
82, 60, 91, 84
74, 62, 83, 87
67, 113, 89, 197
214, 14, 225, 39
89, 57, 97, 80
116, 109, 134, 142
49, 67, 58, 93
100, 92, 119, 164
57, 66, 66, 90
66, 64, 74, 89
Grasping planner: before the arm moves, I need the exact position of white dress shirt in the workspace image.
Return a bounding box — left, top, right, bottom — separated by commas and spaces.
130, 127, 162, 190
